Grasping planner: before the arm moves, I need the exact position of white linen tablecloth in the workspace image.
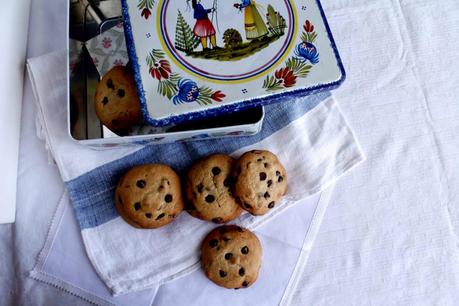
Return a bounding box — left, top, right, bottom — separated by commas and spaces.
3, 0, 459, 305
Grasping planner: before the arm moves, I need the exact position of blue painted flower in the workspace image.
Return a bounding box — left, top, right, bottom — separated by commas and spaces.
173, 79, 200, 105
295, 42, 319, 64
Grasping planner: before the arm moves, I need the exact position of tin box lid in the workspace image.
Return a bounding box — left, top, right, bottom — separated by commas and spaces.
122, 0, 345, 126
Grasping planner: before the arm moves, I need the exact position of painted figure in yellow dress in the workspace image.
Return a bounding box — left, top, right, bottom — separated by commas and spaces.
234, 0, 268, 40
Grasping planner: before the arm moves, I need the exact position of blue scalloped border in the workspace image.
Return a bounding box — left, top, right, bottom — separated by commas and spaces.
122, 0, 346, 127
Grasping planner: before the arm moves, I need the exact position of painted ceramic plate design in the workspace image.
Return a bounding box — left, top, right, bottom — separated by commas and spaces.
122, 0, 345, 126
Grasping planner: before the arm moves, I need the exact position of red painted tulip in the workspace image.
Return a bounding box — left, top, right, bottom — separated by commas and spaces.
304, 20, 315, 33
141, 8, 152, 19
211, 90, 226, 102
275, 67, 297, 88
150, 60, 171, 80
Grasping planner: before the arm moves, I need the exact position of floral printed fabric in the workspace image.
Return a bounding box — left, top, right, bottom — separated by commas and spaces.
86, 22, 129, 77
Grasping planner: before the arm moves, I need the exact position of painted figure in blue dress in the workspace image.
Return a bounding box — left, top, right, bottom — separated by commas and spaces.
233, 0, 268, 40
190, 0, 220, 50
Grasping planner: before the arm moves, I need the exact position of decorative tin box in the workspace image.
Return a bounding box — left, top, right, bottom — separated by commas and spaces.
122, 0, 345, 126
67, 0, 264, 148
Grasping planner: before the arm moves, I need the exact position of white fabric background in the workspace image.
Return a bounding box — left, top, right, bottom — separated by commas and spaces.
2, 0, 459, 305
283, 0, 459, 304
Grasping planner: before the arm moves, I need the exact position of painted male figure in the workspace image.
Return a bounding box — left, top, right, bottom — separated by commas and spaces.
191, 0, 220, 50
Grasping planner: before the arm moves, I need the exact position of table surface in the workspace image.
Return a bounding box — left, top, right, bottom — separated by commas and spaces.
2, 0, 459, 305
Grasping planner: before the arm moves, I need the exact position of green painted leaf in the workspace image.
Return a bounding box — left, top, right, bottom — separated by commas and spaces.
309, 32, 317, 43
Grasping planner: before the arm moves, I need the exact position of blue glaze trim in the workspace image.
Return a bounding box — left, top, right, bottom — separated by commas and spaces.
121, 0, 346, 127
121, 0, 151, 126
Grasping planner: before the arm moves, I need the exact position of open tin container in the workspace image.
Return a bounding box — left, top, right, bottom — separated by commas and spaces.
68, 0, 265, 148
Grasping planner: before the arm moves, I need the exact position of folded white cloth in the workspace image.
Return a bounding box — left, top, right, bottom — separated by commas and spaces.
27, 50, 363, 295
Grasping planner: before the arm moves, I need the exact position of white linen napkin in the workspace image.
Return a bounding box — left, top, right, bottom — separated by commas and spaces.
27, 50, 363, 295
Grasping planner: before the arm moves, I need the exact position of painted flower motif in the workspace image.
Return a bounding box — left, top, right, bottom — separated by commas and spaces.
303, 20, 315, 33
92, 57, 99, 67
173, 79, 200, 105
141, 8, 152, 19
102, 37, 112, 49
211, 91, 226, 102
149, 59, 171, 80
295, 42, 319, 64
114, 59, 124, 66
274, 67, 297, 88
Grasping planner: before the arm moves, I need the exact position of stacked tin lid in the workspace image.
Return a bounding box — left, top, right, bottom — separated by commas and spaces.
122, 0, 344, 126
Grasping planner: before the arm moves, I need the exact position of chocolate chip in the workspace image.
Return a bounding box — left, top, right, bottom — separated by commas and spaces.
118, 89, 125, 97
205, 195, 215, 203
278, 176, 284, 183
118, 196, 123, 204
136, 180, 146, 188
145, 213, 152, 218
107, 79, 114, 89
134, 202, 141, 210
268, 201, 275, 209
212, 217, 223, 224
102, 97, 109, 105
267, 180, 273, 187
166, 180, 170, 185
257, 158, 263, 162
224, 177, 230, 187
219, 270, 227, 278
225, 253, 233, 260
187, 201, 197, 211
242, 281, 249, 287
264, 163, 269, 168
158, 185, 164, 191
165, 194, 173, 203
243, 202, 252, 209
259, 172, 267, 181
209, 239, 218, 248
211, 167, 221, 175
236, 226, 244, 232
197, 183, 204, 193
156, 213, 165, 220
276, 171, 281, 176
241, 246, 249, 254
264, 192, 270, 199
239, 267, 245, 276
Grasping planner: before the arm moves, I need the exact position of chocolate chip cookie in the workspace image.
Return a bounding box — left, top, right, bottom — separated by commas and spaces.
201, 225, 262, 289
233, 150, 287, 215
94, 66, 142, 135
115, 164, 184, 229
185, 154, 243, 224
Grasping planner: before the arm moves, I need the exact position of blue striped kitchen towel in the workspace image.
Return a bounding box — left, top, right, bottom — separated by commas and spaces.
28, 50, 363, 295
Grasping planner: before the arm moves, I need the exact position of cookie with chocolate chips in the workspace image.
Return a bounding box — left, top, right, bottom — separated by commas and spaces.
185, 154, 243, 224
115, 164, 184, 229
201, 225, 262, 289
94, 66, 142, 135
232, 150, 287, 215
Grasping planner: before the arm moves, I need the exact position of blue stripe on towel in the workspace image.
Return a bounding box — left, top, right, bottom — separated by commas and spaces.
66, 92, 330, 230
